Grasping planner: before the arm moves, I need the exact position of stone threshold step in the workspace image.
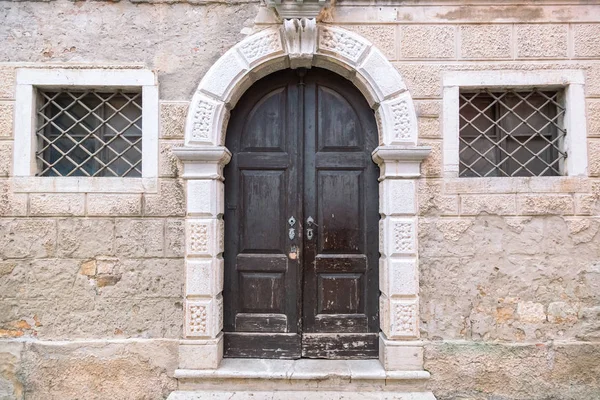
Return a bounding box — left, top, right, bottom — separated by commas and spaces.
167, 391, 437, 400
174, 359, 431, 381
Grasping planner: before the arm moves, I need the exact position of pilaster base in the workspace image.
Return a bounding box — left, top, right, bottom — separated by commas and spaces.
379, 333, 424, 371
178, 334, 223, 370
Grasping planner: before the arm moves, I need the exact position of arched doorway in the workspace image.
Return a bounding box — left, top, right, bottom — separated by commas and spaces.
223, 68, 380, 359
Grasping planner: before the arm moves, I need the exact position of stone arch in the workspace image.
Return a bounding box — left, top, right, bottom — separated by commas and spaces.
184, 22, 418, 148
174, 20, 431, 375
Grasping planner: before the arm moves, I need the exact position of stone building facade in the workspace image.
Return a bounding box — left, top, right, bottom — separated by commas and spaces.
1, 1, 599, 399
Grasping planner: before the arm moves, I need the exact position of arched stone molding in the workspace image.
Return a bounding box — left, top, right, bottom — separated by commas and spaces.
184, 21, 418, 147
174, 20, 431, 373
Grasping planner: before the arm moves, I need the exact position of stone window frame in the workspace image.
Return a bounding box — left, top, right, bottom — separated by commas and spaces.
12, 68, 159, 193
442, 70, 588, 179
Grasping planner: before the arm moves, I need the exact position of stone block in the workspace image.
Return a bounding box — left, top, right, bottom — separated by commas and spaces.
144, 179, 185, 217
575, 193, 599, 215
394, 64, 443, 98
588, 100, 600, 137
414, 100, 441, 117
400, 25, 455, 59
379, 258, 418, 297
516, 24, 568, 58
357, 47, 407, 103
186, 258, 224, 297
87, 193, 142, 216
186, 218, 224, 258
57, 219, 114, 258
418, 117, 440, 138
187, 179, 224, 217
517, 301, 546, 323
574, 24, 600, 58
380, 296, 419, 339
379, 338, 424, 371
0, 180, 27, 217
419, 140, 442, 177
115, 219, 164, 258
380, 217, 417, 257
179, 337, 224, 369
460, 25, 512, 59
0, 101, 14, 138
0, 219, 56, 259
17, 339, 177, 399
25, 259, 85, 300
418, 179, 459, 216
0, 68, 15, 99
186, 94, 226, 146
0, 142, 12, 176
160, 102, 188, 139
237, 27, 283, 67
0, 260, 26, 299
547, 301, 577, 324
95, 258, 183, 299
589, 140, 600, 176
159, 140, 184, 178
380, 179, 416, 215
586, 63, 600, 98
343, 24, 395, 60
165, 219, 185, 258
517, 194, 574, 215
29, 194, 84, 216
318, 26, 371, 67
377, 91, 417, 145
199, 49, 249, 103
460, 194, 517, 216
185, 296, 223, 338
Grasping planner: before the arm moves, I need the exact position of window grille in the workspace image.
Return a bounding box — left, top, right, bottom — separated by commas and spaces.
459, 89, 566, 177
36, 90, 143, 177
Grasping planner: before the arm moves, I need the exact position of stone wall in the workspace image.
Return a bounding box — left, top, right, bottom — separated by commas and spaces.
1, 1, 600, 399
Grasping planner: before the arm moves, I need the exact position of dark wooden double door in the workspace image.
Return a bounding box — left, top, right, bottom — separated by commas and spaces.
223, 68, 379, 359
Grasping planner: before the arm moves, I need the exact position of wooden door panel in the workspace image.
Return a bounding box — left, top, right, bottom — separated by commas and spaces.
239, 170, 285, 253
317, 170, 362, 254
224, 70, 301, 358
302, 70, 379, 358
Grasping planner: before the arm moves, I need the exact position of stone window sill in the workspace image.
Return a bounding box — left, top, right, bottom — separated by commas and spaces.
12, 176, 158, 193
174, 359, 431, 381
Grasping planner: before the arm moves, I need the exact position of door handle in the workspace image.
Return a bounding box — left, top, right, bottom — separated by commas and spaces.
288, 216, 296, 240
306, 216, 317, 240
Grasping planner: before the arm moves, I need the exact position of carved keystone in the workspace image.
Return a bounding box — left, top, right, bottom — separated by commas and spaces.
283, 18, 318, 69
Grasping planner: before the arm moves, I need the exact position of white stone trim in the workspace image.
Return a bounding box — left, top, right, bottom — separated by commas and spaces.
442, 69, 588, 178
175, 22, 431, 376
12, 67, 159, 193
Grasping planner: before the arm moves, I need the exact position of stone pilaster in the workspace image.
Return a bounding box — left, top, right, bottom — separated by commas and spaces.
173, 146, 230, 369
372, 145, 430, 371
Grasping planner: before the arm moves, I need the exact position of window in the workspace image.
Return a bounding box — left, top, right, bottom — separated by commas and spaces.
459, 89, 566, 177
442, 70, 588, 178
13, 68, 158, 193
37, 90, 143, 177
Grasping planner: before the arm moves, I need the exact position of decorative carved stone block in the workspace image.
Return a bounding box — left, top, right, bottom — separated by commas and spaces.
378, 92, 418, 145
380, 217, 416, 257
266, 0, 330, 19
186, 218, 224, 257
186, 258, 224, 297
318, 26, 370, 66
238, 28, 284, 67
380, 179, 416, 215
380, 258, 418, 297
283, 18, 317, 69
391, 299, 419, 338
185, 95, 225, 146
185, 298, 222, 338
187, 180, 224, 217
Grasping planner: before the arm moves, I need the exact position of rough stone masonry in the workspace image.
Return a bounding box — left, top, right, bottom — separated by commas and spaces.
1, 0, 600, 399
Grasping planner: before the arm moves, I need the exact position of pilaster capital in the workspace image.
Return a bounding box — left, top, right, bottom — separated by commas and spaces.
173, 146, 232, 180
372, 145, 431, 180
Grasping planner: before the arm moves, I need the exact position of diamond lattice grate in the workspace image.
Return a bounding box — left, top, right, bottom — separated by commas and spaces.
459, 89, 567, 177
36, 90, 143, 177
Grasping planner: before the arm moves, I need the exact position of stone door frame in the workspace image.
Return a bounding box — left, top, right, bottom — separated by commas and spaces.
174, 19, 431, 371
